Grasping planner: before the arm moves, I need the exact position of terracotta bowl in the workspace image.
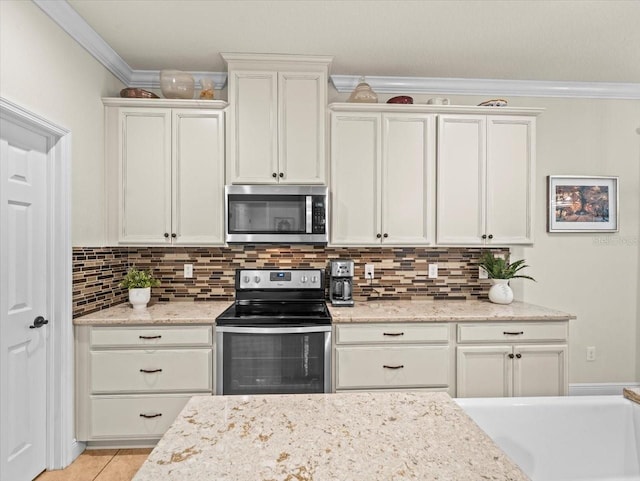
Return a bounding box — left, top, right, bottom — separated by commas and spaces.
120, 88, 159, 99
387, 95, 413, 104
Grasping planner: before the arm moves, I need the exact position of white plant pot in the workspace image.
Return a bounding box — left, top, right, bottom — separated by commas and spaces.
129, 287, 151, 310
488, 279, 514, 305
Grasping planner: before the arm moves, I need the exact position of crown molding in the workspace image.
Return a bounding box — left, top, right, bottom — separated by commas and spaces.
33, 0, 227, 90
331, 75, 640, 100
33, 0, 133, 85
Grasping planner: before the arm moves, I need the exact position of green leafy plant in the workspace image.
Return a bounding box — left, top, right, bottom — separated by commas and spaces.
119, 267, 160, 289
479, 252, 535, 281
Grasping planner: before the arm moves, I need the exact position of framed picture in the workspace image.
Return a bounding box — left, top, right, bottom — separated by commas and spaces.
547, 175, 619, 232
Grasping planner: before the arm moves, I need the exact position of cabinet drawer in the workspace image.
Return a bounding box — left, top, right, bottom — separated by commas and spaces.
457, 322, 568, 343
335, 323, 449, 344
89, 394, 194, 439
90, 349, 212, 393
336, 345, 450, 389
90, 326, 212, 347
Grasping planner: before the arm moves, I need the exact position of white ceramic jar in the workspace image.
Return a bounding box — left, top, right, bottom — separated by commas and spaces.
160, 70, 195, 99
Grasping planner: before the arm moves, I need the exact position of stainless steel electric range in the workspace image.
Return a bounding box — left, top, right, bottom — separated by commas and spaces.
215, 269, 331, 395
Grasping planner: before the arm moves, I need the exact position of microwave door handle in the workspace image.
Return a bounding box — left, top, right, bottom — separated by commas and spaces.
305, 196, 313, 233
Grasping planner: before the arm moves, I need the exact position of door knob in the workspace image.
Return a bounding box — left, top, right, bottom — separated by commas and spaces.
30, 316, 49, 329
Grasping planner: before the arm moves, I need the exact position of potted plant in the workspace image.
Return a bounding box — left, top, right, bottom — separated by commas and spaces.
479, 252, 535, 305
120, 267, 160, 310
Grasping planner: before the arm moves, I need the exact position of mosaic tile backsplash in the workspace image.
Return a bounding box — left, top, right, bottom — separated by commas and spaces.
72, 245, 509, 318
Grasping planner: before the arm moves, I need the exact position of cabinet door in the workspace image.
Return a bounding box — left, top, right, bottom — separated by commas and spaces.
436, 115, 486, 245
486, 116, 535, 244
382, 114, 435, 245
226, 71, 278, 183
278, 71, 326, 184
172, 110, 225, 245
513, 344, 568, 396
119, 108, 172, 244
330, 112, 381, 245
456, 345, 512, 397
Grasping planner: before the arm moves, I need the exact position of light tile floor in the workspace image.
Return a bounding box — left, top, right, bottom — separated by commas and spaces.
34, 448, 152, 481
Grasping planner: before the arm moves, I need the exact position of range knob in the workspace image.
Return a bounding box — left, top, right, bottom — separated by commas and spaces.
301, 275, 308, 283
243, 276, 250, 284
311, 275, 318, 284
254, 276, 261, 284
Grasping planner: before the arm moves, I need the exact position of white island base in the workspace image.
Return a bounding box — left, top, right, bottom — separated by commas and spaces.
132, 391, 528, 481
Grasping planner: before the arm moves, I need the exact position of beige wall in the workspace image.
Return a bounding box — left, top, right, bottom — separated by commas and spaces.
0, 0, 123, 245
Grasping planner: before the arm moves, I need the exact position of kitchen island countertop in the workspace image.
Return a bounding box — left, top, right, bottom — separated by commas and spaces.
132, 391, 529, 481
73, 299, 575, 325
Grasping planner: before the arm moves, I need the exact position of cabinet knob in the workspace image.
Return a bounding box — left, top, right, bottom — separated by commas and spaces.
164, 233, 169, 238
279, 172, 284, 178
272, 172, 277, 178
515, 353, 522, 359
508, 353, 515, 359
376, 233, 382, 238
171, 233, 177, 238
488, 234, 494, 240
383, 233, 388, 238
481, 234, 487, 239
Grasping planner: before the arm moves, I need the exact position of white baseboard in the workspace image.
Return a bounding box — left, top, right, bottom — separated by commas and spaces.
69, 441, 86, 465
569, 382, 640, 396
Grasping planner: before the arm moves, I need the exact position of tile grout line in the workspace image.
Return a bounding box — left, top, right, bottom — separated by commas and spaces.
92, 449, 121, 481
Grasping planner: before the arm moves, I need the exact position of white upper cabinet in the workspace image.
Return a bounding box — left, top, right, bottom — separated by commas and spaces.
437, 113, 537, 245
223, 53, 332, 185
104, 99, 226, 246
330, 107, 436, 246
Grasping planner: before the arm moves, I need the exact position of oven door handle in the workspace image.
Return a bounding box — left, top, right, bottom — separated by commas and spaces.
216, 326, 331, 334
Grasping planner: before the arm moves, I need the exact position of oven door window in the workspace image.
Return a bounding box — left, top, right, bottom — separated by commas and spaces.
222, 331, 326, 395
227, 194, 307, 234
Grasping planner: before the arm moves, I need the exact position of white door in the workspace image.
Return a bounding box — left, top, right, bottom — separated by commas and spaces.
456, 345, 512, 398
0, 118, 49, 480
278, 71, 326, 184
330, 112, 381, 245
382, 113, 435, 245
172, 109, 225, 245
436, 115, 486, 245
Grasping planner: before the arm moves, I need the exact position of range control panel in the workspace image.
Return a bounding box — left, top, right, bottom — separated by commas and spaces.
237, 269, 323, 290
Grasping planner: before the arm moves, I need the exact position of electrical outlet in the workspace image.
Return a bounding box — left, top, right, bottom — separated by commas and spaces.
586, 346, 596, 361
183, 264, 193, 278
364, 264, 374, 280
479, 266, 489, 279
428, 263, 438, 279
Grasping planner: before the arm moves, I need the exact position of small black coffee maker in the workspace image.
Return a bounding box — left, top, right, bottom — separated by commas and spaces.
329, 260, 354, 306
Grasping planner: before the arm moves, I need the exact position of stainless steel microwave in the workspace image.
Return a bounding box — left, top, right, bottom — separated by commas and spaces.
225, 185, 328, 244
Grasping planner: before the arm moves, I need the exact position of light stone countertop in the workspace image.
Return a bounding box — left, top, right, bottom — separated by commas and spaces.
329, 300, 576, 323
74, 299, 575, 325
132, 391, 529, 481
73, 301, 231, 325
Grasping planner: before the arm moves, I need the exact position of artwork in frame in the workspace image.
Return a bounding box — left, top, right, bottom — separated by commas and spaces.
547, 175, 619, 232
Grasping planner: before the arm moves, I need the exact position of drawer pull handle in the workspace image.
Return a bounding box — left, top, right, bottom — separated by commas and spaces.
140, 368, 163, 374
139, 413, 162, 419
503, 331, 524, 335
383, 332, 404, 337
383, 364, 404, 370
139, 335, 162, 340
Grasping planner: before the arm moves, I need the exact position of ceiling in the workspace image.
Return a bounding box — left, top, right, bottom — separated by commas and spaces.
67, 0, 640, 84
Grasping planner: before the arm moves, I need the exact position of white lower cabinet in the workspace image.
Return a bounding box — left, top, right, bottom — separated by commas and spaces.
334, 323, 453, 394
456, 322, 568, 398
76, 325, 214, 445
